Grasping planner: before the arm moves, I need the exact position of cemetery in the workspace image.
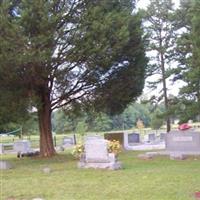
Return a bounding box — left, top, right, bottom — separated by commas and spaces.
1, 0, 200, 199
1, 128, 200, 199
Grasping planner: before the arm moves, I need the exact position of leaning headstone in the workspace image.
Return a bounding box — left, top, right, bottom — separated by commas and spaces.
0, 143, 4, 154
13, 140, 32, 154
128, 133, 140, 143
78, 139, 121, 170
0, 160, 13, 170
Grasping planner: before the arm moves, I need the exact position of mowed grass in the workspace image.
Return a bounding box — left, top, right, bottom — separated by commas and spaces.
1, 151, 200, 200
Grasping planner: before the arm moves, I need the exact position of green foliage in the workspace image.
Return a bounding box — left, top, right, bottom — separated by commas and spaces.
150, 112, 164, 130
75, 121, 88, 137
52, 102, 153, 133
92, 113, 112, 132
0, 1, 147, 155
172, 0, 200, 121
144, 0, 177, 131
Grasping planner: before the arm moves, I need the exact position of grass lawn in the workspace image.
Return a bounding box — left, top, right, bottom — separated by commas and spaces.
1, 151, 200, 200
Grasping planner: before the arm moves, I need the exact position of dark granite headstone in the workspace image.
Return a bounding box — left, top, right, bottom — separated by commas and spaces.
128, 133, 140, 143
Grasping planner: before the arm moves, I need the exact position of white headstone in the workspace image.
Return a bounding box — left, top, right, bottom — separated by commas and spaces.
13, 140, 31, 153
85, 139, 109, 163
85, 135, 103, 141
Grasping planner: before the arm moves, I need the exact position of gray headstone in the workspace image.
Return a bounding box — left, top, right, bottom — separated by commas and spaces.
128, 133, 140, 143
148, 133, 156, 142
166, 131, 200, 152
62, 137, 73, 145
160, 133, 166, 141
13, 140, 31, 153
0, 160, 13, 170
0, 143, 4, 154
85, 139, 109, 163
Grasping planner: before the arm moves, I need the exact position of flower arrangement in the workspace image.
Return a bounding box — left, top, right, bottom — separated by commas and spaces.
72, 139, 122, 159
107, 140, 122, 156
72, 143, 84, 159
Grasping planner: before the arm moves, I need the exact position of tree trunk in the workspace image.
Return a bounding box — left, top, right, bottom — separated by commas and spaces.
160, 52, 171, 132
38, 91, 55, 157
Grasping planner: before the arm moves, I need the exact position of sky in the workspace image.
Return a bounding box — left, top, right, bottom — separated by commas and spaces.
136, 0, 185, 98
137, 0, 180, 9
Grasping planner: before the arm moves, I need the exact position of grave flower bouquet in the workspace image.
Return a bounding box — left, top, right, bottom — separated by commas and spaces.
107, 140, 122, 156
72, 143, 84, 159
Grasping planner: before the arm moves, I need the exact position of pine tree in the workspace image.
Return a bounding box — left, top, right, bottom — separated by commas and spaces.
144, 0, 176, 132
172, 0, 200, 122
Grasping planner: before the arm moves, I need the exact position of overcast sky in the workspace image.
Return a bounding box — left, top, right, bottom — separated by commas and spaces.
137, 0, 180, 9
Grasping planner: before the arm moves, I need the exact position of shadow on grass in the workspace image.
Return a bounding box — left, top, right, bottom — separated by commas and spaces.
2, 151, 78, 169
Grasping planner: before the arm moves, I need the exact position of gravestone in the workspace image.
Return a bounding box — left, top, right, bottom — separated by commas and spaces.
85, 135, 103, 141
61, 137, 74, 149
62, 137, 74, 145
0, 160, 13, 170
166, 131, 200, 153
13, 140, 32, 153
160, 133, 166, 141
85, 139, 109, 163
78, 138, 121, 170
128, 133, 140, 143
0, 143, 4, 154
148, 133, 156, 142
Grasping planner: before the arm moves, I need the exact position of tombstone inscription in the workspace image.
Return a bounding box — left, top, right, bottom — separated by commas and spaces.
166, 131, 200, 153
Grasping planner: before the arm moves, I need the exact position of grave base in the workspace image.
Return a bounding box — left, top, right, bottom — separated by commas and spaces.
78, 161, 122, 170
